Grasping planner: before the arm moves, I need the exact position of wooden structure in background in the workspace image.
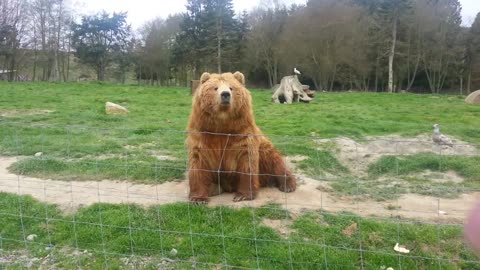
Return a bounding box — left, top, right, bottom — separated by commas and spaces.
191, 80, 200, 95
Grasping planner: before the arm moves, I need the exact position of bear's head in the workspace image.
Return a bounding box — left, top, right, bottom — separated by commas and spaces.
193, 71, 251, 119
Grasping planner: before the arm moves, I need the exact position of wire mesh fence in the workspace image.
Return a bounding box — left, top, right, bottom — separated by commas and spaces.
0, 122, 479, 269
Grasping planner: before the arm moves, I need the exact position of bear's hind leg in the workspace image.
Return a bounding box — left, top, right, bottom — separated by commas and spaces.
259, 143, 296, 193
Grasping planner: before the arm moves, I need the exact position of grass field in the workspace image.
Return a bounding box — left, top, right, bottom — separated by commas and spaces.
1, 193, 479, 269
1, 81, 480, 269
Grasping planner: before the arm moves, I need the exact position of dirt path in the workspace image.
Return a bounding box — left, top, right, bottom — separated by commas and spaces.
0, 156, 477, 222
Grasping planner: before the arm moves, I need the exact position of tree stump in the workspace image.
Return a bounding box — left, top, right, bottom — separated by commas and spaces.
272, 75, 313, 104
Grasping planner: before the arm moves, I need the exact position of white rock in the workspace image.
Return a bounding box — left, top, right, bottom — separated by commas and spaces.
34, 152, 43, 157
26, 234, 38, 241
394, 243, 410, 254
105, 102, 129, 115
170, 248, 178, 256
439, 211, 447, 215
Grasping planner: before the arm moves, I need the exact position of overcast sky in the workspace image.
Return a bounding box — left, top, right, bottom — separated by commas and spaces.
75, 0, 480, 29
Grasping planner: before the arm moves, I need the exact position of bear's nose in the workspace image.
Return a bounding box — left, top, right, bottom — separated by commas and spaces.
221, 91, 231, 101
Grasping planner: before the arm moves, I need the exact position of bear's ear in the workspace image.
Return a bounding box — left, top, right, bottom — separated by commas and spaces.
233, 72, 245, 85
200, 72, 211, 84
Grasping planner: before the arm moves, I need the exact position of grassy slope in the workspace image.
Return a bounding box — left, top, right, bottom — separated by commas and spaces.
1, 193, 478, 269
1, 82, 479, 183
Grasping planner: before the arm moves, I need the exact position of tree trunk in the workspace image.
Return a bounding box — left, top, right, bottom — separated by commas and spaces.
53, 0, 64, 81
53, 50, 60, 81
329, 64, 337, 91
374, 48, 380, 92
406, 54, 420, 91
64, 33, 71, 81
388, 11, 398, 93
33, 46, 38, 82
273, 57, 278, 85
467, 70, 472, 94
460, 77, 463, 95
40, 10, 47, 81
97, 61, 105, 81
216, 18, 222, 73
267, 68, 273, 88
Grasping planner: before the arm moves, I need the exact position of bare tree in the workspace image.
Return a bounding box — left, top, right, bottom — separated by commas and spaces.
29, 0, 71, 81
419, 0, 462, 93
0, 0, 30, 81
279, 0, 370, 91
247, 6, 288, 87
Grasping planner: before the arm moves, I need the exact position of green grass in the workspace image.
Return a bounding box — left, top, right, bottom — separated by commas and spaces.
8, 156, 184, 183
1, 81, 479, 183
369, 153, 480, 180
326, 153, 480, 200
1, 193, 478, 269
1, 82, 480, 268
366, 153, 480, 198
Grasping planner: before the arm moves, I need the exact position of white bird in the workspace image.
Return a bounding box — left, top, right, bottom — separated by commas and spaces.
432, 124, 454, 147
294, 68, 301, 75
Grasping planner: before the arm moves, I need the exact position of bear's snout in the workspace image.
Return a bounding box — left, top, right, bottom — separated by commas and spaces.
220, 91, 231, 104
220, 90, 232, 105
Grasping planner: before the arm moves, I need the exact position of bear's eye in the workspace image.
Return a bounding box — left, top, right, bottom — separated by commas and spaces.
214, 87, 218, 90
229, 87, 233, 91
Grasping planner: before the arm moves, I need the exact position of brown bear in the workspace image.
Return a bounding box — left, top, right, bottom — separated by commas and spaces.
186, 71, 296, 203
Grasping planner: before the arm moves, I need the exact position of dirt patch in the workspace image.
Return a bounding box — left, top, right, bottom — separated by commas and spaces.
316, 134, 479, 174
0, 156, 477, 222
0, 247, 174, 269
124, 143, 157, 150
151, 152, 177, 161
0, 109, 54, 118
342, 222, 358, 237
415, 170, 464, 184
261, 219, 293, 237
124, 143, 177, 161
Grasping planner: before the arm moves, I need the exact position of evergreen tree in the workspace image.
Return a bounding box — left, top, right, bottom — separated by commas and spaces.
202, 0, 238, 73
173, 0, 241, 75
234, 11, 250, 71
467, 13, 480, 91
173, 0, 206, 78
71, 12, 131, 81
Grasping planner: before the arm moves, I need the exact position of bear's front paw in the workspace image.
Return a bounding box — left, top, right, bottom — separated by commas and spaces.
278, 180, 296, 193
233, 192, 255, 202
189, 196, 209, 205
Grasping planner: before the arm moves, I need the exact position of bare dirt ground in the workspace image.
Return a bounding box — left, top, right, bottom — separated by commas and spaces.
316, 134, 479, 174
261, 218, 293, 237
1, 154, 478, 222
0, 109, 54, 118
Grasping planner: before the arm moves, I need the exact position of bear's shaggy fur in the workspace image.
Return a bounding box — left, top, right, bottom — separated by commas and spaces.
186, 71, 296, 203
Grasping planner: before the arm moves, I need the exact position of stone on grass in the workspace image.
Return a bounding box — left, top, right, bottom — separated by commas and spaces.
105, 102, 129, 115
465, 90, 480, 104
26, 234, 37, 241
